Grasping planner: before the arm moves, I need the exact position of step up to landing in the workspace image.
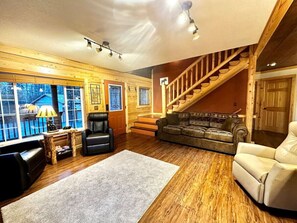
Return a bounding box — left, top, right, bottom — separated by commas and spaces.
131, 114, 160, 137
131, 127, 156, 136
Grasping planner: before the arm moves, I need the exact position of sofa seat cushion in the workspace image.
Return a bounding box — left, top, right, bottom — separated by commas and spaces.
86, 133, 110, 145
234, 154, 278, 183
163, 125, 182, 135
182, 126, 207, 138
204, 128, 233, 143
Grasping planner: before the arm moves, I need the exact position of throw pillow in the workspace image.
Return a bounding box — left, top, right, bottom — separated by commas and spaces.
221, 117, 235, 132
166, 113, 179, 125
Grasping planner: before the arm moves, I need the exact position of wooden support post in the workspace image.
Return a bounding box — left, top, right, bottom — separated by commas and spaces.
245, 45, 257, 142
161, 84, 166, 117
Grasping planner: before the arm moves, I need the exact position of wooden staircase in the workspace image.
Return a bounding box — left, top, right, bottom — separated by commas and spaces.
130, 115, 161, 136
165, 47, 249, 113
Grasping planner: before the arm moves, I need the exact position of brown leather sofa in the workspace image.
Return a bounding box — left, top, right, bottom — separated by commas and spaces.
157, 112, 248, 155
0, 140, 46, 200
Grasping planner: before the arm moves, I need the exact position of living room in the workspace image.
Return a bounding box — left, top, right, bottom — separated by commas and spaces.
0, 0, 297, 222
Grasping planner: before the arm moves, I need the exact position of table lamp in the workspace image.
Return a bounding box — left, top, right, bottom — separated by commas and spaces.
36, 105, 58, 132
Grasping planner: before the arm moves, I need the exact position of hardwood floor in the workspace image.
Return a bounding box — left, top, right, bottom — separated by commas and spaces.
1, 132, 296, 223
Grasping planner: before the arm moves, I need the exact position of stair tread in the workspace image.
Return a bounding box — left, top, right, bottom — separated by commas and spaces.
219, 69, 229, 74
134, 121, 158, 125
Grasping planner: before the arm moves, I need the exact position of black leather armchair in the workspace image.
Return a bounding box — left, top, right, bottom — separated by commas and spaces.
82, 112, 115, 155
0, 140, 46, 200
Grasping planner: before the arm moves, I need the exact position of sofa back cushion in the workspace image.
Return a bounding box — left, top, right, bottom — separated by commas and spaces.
176, 112, 190, 126
0, 140, 41, 154
210, 113, 239, 129
166, 113, 179, 125
275, 121, 297, 165
189, 112, 211, 127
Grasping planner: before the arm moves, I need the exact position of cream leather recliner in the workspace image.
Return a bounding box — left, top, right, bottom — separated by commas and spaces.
232, 121, 297, 211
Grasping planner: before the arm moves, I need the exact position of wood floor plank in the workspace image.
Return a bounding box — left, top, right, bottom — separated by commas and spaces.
0, 132, 296, 223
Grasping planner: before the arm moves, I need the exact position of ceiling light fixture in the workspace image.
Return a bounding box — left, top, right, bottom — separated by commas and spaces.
96, 46, 102, 53
84, 37, 123, 60
179, 1, 199, 40
267, 62, 277, 67
86, 40, 92, 49
193, 29, 200, 40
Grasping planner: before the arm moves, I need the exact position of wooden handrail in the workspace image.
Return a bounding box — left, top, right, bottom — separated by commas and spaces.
166, 46, 247, 107
166, 55, 206, 89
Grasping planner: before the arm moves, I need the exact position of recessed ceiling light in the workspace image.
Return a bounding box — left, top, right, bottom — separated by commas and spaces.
267, 62, 277, 67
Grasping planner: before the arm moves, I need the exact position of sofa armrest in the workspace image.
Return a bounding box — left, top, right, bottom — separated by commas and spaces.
232, 123, 248, 150
0, 152, 27, 199
237, 142, 276, 159
264, 162, 297, 210
156, 118, 168, 133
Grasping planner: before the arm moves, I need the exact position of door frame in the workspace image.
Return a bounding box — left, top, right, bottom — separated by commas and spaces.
254, 75, 296, 132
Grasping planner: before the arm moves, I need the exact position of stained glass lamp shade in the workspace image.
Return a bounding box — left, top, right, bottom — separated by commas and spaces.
36, 105, 58, 132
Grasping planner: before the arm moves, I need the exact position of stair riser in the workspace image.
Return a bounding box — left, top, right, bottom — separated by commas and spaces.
134, 123, 158, 130
131, 128, 155, 136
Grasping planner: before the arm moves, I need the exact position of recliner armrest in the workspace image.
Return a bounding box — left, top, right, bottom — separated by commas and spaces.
237, 142, 276, 159
109, 128, 115, 151
264, 162, 297, 210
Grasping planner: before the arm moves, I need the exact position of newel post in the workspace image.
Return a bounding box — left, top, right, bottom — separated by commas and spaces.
245, 45, 257, 142
161, 84, 166, 118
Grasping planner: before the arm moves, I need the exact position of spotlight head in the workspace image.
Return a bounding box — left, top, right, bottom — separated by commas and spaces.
188, 19, 196, 32
109, 51, 113, 57
86, 40, 92, 49
193, 28, 200, 40
119, 54, 122, 60
96, 46, 103, 53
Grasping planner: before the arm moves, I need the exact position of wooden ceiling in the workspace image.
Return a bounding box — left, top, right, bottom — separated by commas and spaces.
257, 1, 297, 72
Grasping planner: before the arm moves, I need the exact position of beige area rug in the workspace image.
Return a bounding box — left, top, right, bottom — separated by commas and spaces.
1, 150, 179, 223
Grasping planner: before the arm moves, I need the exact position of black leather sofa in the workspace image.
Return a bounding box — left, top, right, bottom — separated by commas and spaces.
0, 140, 46, 200
82, 112, 115, 155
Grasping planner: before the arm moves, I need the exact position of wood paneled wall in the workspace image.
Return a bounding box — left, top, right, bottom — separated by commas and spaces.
0, 44, 152, 131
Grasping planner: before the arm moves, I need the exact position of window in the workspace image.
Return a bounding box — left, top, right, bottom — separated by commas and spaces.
0, 82, 18, 141
0, 82, 84, 142
138, 87, 150, 106
108, 84, 123, 111
64, 86, 83, 128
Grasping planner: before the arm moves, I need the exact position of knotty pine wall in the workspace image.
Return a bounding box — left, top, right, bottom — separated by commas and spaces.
0, 44, 152, 133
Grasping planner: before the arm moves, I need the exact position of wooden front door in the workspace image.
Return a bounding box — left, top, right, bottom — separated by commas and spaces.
260, 78, 292, 134
104, 80, 126, 136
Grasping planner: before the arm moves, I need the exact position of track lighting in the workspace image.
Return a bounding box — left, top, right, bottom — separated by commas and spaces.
179, 1, 200, 40
86, 40, 92, 49
84, 37, 123, 60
